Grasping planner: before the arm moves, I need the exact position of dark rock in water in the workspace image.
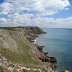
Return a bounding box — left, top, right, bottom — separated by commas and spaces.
35, 44, 45, 51
42, 32, 47, 34
44, 52, 48, 55
48, 57, 57, 63
39, 57, 49, 62
39, 56, 57, 63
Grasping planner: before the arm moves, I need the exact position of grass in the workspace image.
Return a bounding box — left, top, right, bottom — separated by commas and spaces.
0, 35, 39, 65
0, 45, 38, 65
0, 26, 43, 34
0, 66, 3, 72
0, 26, 42, 67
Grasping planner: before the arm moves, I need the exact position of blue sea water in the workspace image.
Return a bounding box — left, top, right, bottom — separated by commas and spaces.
36, 28, 72, 71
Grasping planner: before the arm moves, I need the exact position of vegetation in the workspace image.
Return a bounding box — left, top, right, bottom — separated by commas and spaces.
0, 45, 38, 65
0, 66, 3, 72
0, 26, 44, 34
0, 26, 42, 65
0, 26, 45, 72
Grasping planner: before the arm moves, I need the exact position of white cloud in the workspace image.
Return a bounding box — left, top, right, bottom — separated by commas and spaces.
0, 2, 14, 15
8, 13, 32, 25
0, 18, 7, 24
0, 0, 71, 28
0, 13, 33, 26
39, 17, 72, 28
4, 0, 70, 15
0, 14, 72, 28
0, 0, 70, 16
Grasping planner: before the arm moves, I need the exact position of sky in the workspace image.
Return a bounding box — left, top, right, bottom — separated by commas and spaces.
0, 0, 72, 28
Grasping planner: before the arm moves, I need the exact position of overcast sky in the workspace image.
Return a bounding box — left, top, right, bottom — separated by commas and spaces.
0, 0, 72, 28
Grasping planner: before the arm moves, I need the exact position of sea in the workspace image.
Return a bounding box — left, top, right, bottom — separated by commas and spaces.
36, 28, 72, 72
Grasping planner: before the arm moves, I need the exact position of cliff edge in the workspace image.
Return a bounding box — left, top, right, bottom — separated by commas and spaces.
0, 26, 47, 72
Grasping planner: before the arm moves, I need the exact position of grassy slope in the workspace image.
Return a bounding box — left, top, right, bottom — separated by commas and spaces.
0, 27, 42, 65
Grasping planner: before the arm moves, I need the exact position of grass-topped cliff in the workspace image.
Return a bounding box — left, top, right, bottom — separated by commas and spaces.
0, 26, 46, 72
0, 26, 58, 72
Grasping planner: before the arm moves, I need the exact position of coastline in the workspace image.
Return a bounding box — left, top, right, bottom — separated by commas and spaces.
0, 26, 57, 72
35, 28, 70, 72
0, 27, 70, 72
27, 29, 57, 72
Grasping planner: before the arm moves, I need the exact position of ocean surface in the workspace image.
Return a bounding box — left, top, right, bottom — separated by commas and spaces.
36, 28, 72, 71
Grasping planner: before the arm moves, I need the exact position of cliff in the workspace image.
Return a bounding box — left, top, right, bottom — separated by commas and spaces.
0, 26, 44, 63
0, 26, 47, 72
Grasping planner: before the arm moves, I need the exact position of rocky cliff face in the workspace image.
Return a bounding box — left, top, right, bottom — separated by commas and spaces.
0, 26, 43, 64
0, 29, 18, 51
0, 27, 57, 72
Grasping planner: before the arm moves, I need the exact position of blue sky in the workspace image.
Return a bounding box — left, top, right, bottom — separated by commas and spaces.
0, 0, 72, 28
0, 0, 4, 3
51, 0, 72, 18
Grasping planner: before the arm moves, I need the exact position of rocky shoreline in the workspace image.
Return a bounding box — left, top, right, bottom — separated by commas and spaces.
26, 27, 70, 72
26, 30, 57, 72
